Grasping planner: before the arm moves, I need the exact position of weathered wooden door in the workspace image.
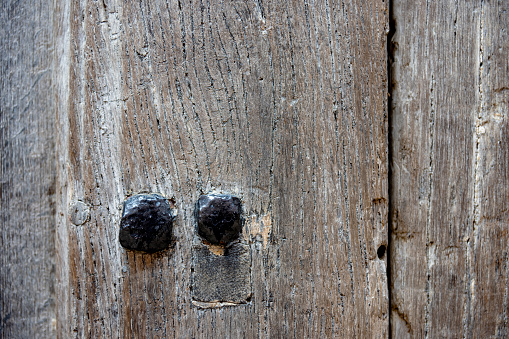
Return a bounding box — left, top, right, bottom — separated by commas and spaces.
3, 0, 389, 337
54, 0, 388, 337
1, 0, 507, 338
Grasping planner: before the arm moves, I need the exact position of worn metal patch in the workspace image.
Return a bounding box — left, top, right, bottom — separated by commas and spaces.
191, 240, 251, 307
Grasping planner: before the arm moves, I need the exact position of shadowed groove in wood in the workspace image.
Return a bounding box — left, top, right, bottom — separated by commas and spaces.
55, 0, 388, 337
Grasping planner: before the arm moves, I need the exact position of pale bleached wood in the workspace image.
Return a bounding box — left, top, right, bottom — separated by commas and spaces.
0, 0, 56, 337
390, 0, 509, 337
55, 0, 388, 337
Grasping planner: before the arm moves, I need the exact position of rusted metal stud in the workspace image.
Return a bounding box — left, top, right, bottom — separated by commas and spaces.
119, 194, 175, 253
195, 194, 242, 245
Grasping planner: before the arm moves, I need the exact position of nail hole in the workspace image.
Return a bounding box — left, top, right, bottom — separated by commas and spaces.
377, 245, 386, 259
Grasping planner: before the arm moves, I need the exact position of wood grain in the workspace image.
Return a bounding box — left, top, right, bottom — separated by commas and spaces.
0, 0, 56, 337
470, 2, 509, 337
55, 0, 388, 337
390, 0, 509, 337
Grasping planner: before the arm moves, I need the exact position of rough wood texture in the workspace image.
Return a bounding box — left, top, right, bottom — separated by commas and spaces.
0, 0, 56, 337
55, 0, 388, 337
390, 0, 509, 337
472, 2, 509, 337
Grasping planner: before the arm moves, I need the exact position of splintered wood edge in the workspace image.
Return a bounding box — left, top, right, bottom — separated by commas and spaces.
191, 298, 251, 309
207, 244, 226, 256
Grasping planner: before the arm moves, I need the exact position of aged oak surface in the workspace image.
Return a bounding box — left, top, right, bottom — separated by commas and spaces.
54, 0, 388, 337
390, 0, 509, 337
0, 0, 56, 337
6, 0, 508, 338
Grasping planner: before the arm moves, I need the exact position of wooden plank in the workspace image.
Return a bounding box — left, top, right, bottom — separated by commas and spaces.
55, 0, 388, 337
470, 2, 509, 337
0, 0, 56, 337
390, 0, 509, 337
389, 0, 478, 336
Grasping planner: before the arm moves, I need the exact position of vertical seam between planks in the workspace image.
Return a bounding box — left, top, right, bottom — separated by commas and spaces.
387, 0, 395, 336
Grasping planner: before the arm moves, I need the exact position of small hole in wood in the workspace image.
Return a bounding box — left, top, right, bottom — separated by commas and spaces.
377, 245, 386, 259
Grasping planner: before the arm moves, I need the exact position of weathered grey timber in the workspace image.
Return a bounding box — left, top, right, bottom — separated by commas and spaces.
5, 0, 509, 337
0, 0, 56, 337
54, 0, 388, 337
390, 0, 509, 337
